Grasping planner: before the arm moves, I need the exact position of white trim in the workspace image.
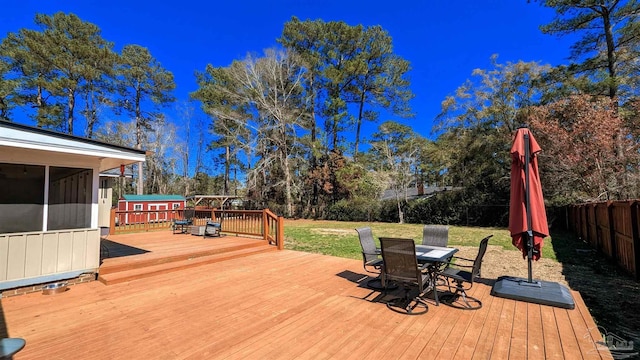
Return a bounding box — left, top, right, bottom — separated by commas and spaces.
0, 148, 101, 169
0, 121, 145, 179
124, 201, 129, 224
148, 203, 168, 222
43, 165, 50, 232
0, 127, 146, 163
91, 165, 99, 228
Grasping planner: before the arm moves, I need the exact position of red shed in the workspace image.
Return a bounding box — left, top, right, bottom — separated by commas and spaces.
118, 194, 186, 224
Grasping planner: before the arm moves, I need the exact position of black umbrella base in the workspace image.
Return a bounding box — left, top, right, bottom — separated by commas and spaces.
491, 276, 575, 309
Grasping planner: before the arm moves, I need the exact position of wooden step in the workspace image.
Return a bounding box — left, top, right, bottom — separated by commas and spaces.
98, 245, 276, 285
99, 241, 268, 275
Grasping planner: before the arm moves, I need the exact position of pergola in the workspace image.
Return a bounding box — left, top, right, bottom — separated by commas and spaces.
186, 195, 242, 209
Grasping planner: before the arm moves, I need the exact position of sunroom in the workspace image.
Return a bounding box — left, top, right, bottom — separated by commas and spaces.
0, 121, 146, 291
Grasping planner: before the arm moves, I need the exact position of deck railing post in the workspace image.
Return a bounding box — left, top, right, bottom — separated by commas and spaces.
109, 208, 116, 235
263, 209, 269, 242
277, 216, 284, 250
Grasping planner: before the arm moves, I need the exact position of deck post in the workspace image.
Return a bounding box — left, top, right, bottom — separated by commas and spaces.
109, 208, 116, 235
263, 209, 269, 242
277, 216, 284, 250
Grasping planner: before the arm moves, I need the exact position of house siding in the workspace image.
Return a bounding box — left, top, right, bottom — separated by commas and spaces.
0, 228, 99, 290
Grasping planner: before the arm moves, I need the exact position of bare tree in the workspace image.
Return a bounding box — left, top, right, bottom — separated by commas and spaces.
235, 49, 310, 216
369, 121, 424, 224
193, 48, 310, 217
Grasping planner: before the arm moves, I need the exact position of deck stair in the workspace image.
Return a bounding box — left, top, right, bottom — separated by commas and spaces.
98, 241, 275, 285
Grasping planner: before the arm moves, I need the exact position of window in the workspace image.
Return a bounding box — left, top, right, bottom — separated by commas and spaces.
134, 204, 143, 211
100, 179, 109, 199
0, 163, 45, 233
173, 203, 181, 209
48, 167, 93, 231
0, 164, 94, 233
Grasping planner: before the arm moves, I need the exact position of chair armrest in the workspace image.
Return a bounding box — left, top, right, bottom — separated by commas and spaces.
451, 263, 474, 269
453, 256, 474, 263
441, 260, 473, 269
363, 251, 380, 257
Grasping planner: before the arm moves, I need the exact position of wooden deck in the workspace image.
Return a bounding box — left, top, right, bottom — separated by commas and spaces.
97, 231, 276, 285
1, 244, 612, 359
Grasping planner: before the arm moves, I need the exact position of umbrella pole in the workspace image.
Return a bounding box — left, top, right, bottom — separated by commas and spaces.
524, 133, 534, 283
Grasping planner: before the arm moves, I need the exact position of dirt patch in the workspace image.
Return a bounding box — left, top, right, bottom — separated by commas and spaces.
311, 228, 353, 236
455, 245, 568, 286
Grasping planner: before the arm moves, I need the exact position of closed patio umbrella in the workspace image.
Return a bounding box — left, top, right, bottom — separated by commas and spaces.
509, 127, 548, 266
491, 126, 574, 309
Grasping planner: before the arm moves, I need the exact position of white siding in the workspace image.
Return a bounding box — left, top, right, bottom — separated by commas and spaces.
0, 229, 99, 288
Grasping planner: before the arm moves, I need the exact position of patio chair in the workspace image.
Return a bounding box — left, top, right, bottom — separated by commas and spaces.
379, 237, 430, 315
173, 208, 195, 234
203, 220, 222, 237
422, 224, 449, 247
356, 227, 382, 272
356, 227, 384, 289
435, 234, 493, 310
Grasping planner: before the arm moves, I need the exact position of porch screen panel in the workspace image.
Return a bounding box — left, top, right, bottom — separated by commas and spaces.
0, 163, 45, 233
48, 167, 92, 230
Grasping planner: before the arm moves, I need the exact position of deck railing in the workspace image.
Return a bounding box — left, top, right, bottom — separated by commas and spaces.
109, 208, 285, 249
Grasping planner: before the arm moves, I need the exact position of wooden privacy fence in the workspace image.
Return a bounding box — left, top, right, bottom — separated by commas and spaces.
568, 201, 640, 279
109, 208, 285, 250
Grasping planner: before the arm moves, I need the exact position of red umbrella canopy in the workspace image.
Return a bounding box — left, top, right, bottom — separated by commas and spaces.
509, 128, 549, 261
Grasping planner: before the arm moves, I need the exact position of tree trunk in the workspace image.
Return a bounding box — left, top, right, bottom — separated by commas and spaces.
601, 6, 617, 100
136, 89, 144, 195
67, 87, 75, 134
395, 191, 404, 224
310, 73, 318, 217
85, 89, 96, 138
36, 84, 44, 126
283, 152, 293, 218
224, 145, 230, 195
354, 90, 365, 161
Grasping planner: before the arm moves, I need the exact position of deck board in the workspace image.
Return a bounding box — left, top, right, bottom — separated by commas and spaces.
1, 235, 610, 360
541, 303, 565, 359
490, 295, 516, 359
527, 302, 546, 360
555, 306, 584, 360
510, 300, 529, 360
451, 285, 496, 360
434, 285, 493, 360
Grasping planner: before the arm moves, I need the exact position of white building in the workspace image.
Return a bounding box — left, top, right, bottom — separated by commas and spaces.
0, 121, 146, 291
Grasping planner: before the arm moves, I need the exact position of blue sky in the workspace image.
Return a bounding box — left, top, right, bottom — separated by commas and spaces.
1, 0, 576, 143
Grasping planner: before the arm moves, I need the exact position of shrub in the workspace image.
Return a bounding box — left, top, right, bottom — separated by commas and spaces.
326, 198, 382, 221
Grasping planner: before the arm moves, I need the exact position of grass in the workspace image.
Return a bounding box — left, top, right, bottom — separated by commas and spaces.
283, 219, 559, 261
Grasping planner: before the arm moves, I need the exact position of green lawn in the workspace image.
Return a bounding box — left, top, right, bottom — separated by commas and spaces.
283, 219, 558, 261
